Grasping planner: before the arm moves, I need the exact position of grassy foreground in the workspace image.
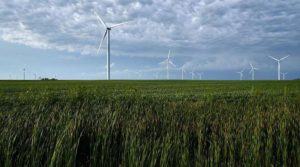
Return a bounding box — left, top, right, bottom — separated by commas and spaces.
0, 80, 300, 167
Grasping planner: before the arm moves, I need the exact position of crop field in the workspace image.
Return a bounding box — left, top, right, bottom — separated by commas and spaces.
0, 80, 300, 167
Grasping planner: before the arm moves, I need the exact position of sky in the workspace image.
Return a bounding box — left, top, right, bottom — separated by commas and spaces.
0, 0, 299, 80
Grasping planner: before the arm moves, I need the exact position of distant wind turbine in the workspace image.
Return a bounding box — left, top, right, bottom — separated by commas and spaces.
281, 72, 288, 80
249, 63, 258, 80
237, 69, 245, 80
159, 50, 176, 80
23, 68, 26, 80
268, 55, 289, 80
190, 70, 195, 80
198, 72, 203, 80
180, 66, 186, 80
94, 11, 130, 80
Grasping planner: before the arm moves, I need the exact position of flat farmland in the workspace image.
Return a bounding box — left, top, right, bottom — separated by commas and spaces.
0, 80, 299, 166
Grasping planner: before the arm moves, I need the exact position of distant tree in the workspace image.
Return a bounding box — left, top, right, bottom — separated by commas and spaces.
41, 78, 58, 81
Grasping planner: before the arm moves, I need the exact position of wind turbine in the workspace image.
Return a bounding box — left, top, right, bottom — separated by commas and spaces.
180, 66, 186, 80
249, 63, 258, 80
190, 70, 195, 80
268, 55, 289, 80
281, 72, 288, 80
94, 11, 130, 80
236, 69, 245, 80
159, 50, 176, 80
23, 68, 26, 80
198, 72, 203, 80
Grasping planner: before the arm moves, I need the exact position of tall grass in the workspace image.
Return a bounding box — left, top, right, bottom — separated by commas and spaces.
0, 81, 299, 166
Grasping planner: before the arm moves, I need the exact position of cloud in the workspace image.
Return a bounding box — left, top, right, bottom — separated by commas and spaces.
0, 0, 299, 71
2, 22, 49, 49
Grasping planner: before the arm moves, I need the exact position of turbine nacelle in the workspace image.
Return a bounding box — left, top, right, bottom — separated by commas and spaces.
269, 55, 290, 62
249, 63, 258, 71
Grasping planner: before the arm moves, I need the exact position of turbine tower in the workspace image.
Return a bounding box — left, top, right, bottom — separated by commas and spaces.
237, 69, 245, 80
281, 72, 288, 80
249, 63, 258, 80
159, 50, 176, 80
180, 66, 186, 80
94, 11, 130, 80
23, 68, 26, 80
190, 70, 195, 80
198, 72, 203, 80
268, 55, 289, 80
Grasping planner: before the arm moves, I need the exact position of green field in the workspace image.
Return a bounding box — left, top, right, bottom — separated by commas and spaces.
0, 80, 300, 166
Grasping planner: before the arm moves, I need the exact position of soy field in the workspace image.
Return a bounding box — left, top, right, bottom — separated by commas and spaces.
0, 80, 299, 167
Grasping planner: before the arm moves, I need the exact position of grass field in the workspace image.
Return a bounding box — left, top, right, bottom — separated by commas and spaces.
0, 80, 300, 167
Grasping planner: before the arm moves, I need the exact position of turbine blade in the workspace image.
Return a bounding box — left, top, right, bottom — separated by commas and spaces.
94, 11, 107, 28
97, 30, 108, 54
280, 55, 289, 61
268, 56, 279, 61
169, 60, 176, 68
249, 63, 253, 68
159, 59, 168, 65
110, 21, 131, 28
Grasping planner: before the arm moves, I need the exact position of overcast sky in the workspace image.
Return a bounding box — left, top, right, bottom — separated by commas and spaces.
0, 0, 299, 80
